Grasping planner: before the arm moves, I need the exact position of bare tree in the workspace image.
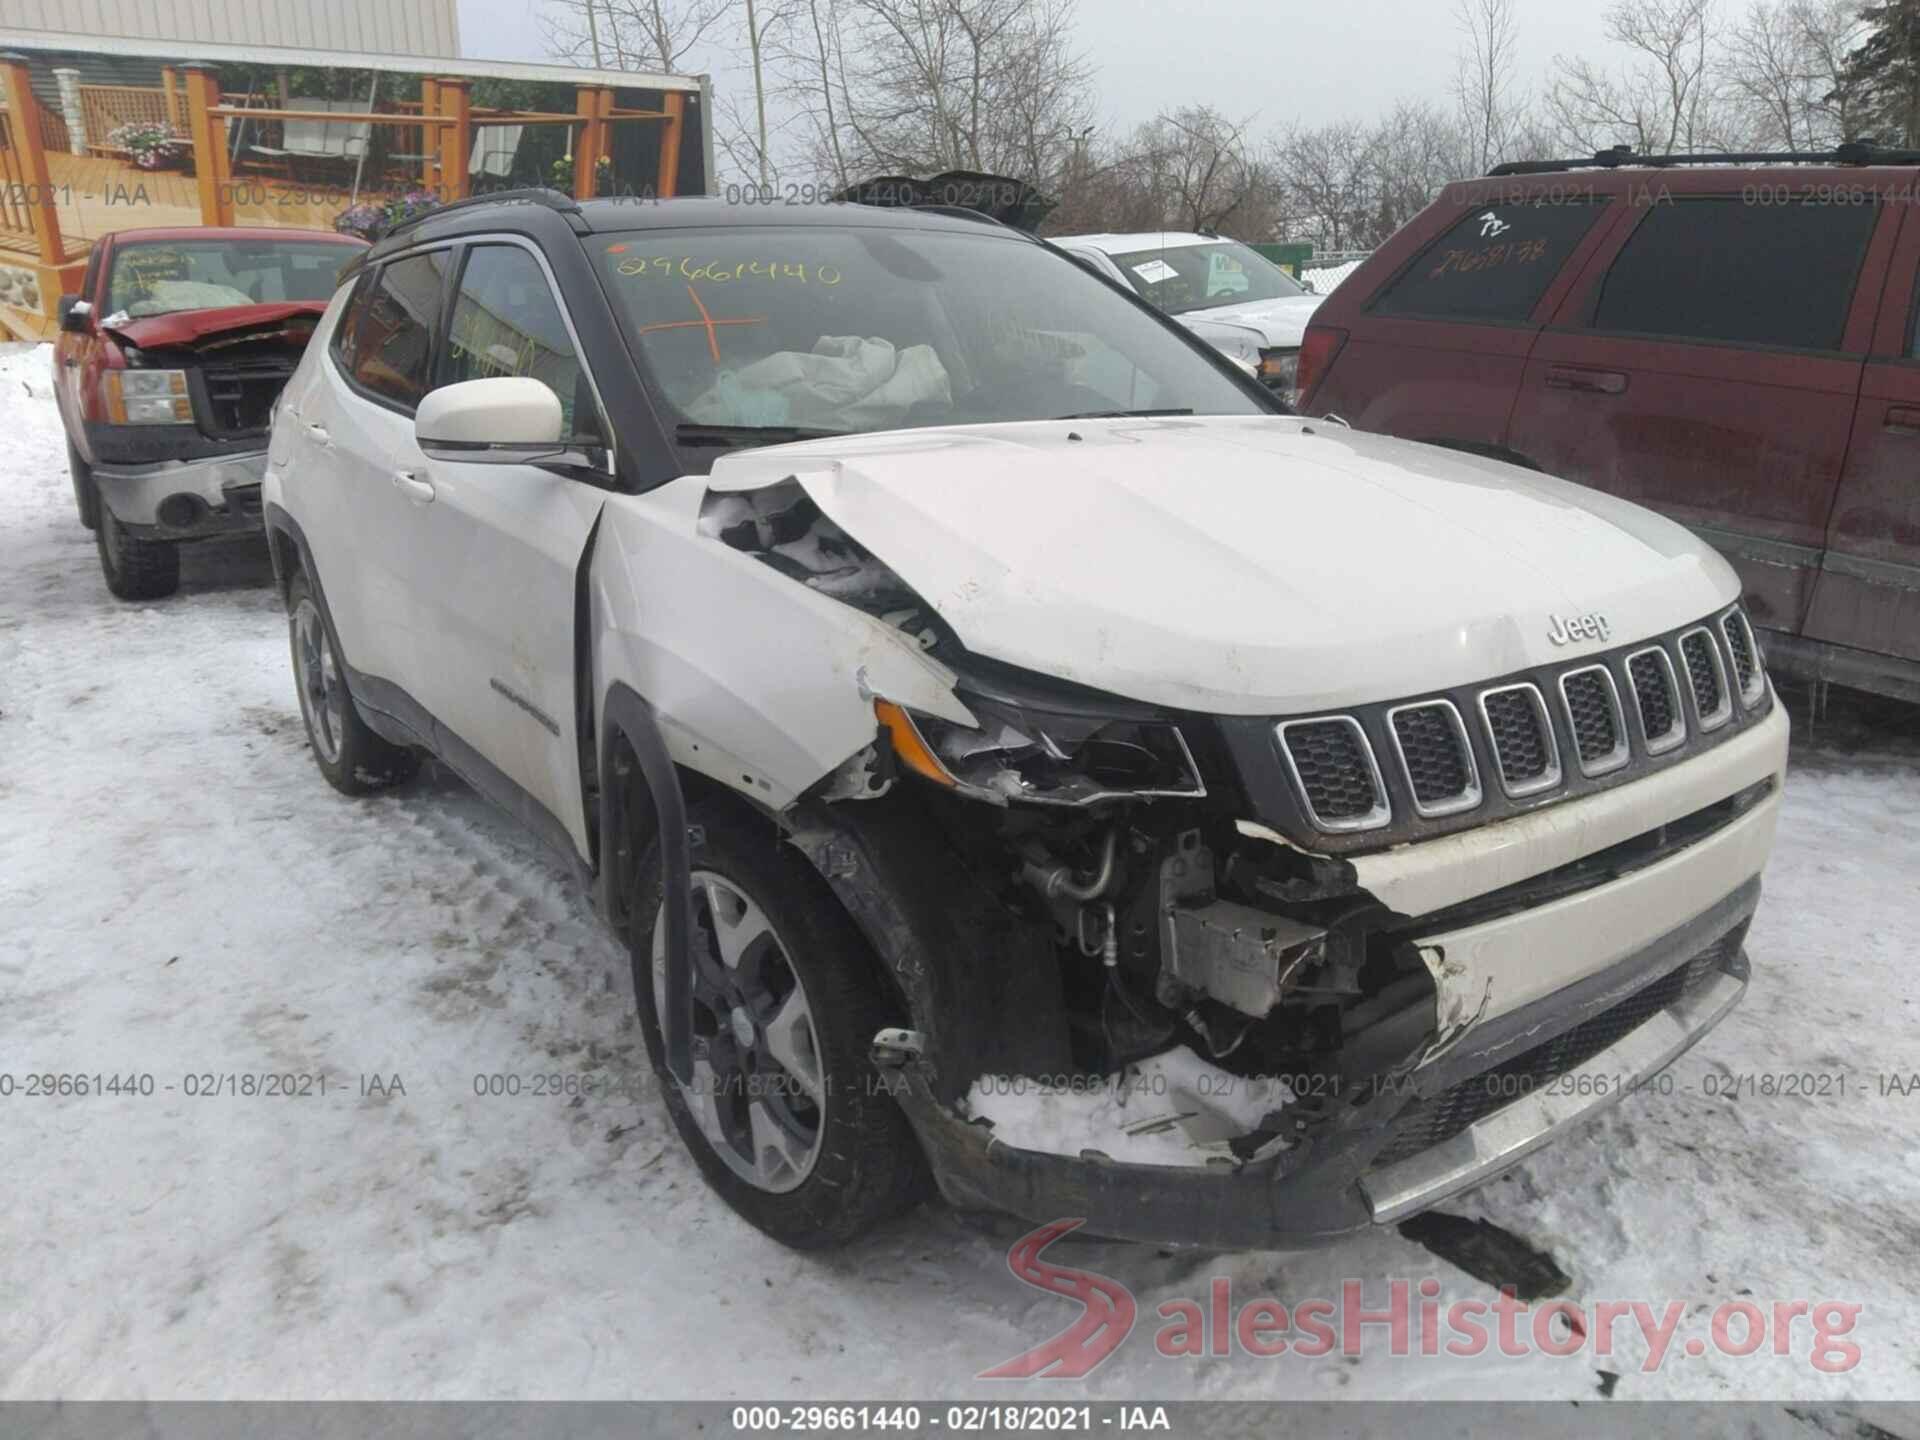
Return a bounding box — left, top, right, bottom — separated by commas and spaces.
1271, 119, 1376, 251
819, 0, 1094, 184
1546, 0, 1745, 154
1453, 0, 1525, 171
543, 0, 730, 73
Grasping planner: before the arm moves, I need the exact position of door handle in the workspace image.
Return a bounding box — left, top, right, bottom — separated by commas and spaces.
304, 420, 330, 444
391, 468, 436, 503
1884, 406, 1920, 437
1545, 366, 1629, 395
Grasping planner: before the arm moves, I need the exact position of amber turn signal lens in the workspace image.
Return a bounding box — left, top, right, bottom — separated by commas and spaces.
874, 700, 956, 788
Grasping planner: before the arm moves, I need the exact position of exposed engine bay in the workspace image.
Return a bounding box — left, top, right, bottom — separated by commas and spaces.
687, 463, 1782, 1185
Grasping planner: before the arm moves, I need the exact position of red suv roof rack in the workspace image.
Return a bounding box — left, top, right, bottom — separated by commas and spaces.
1488, 140, 1920, 176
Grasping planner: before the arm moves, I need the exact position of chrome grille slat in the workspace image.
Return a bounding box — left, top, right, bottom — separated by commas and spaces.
1679, 627, 1732, 730
1626, 646, 1687, 754
1478, 683, 1561, 798
1719, 607, 1764, 707
1276, 716, 1391, 832
1558, 664, 1631, 777
1387, 700, 1482, 818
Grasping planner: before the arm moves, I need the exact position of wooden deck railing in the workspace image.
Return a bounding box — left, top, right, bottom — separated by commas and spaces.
79, 83, 172, 150
0, 56, 64, 264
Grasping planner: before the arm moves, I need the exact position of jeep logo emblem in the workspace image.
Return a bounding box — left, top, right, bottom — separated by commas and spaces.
1547, 611, 1611, 646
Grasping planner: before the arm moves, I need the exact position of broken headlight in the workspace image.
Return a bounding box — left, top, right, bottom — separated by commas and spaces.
105, 369, 192, 425
877, 695, 1204, 806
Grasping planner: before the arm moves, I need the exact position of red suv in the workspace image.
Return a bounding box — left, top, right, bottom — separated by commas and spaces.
1298, 146, 1920, 703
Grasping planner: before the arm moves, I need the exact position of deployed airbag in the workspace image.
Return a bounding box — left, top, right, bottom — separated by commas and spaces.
688, 336, 951, 430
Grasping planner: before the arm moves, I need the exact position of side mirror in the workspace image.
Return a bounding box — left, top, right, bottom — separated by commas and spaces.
415, 377, 564, 463
58, 295, 91, 334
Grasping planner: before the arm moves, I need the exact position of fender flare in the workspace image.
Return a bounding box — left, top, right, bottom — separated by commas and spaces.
600, 682, 695, 1086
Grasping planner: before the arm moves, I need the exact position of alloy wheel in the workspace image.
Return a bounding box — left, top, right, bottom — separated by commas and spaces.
653, 870, 827, 1193
292, 597, 345, 766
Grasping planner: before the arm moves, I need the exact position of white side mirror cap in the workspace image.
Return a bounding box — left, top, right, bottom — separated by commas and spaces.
415, 376, 565, 462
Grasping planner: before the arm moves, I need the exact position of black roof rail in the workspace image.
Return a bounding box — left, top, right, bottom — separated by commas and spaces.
1488, 140, 1920, 176
376, 186, 583, 244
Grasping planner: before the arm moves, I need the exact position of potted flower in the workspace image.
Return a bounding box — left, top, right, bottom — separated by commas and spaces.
107, 120, 186, 171
334, 189, 443, 241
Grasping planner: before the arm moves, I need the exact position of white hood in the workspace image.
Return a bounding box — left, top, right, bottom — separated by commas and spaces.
706, 415, 1740, 716
1174, 293, 1324, 349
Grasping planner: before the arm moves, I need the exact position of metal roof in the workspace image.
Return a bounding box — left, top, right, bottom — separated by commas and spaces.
0, 25, 703, 92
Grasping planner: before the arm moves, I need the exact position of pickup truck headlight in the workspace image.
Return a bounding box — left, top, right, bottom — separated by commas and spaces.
876, 696, 1205, 806
1258, 348, 1300, 405
105, 369, 192, 426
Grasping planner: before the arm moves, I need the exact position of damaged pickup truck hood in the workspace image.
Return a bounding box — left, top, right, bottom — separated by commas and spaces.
101, 301, 326, 351
706, 415, 1741, 716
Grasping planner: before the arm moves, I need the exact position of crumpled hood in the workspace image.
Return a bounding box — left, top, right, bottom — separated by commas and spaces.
1175, 293, 1323, 349
706, 415, 1740, 716
103, 301, 327, 351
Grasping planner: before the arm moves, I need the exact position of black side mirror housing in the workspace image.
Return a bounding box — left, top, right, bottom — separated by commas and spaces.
57, 294, 92, 334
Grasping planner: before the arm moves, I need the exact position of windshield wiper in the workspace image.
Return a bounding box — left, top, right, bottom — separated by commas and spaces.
675, 423, 851, 448
1053, 408, 1195, 420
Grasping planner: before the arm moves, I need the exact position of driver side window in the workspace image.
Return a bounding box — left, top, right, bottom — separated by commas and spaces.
440, 245, 602, 444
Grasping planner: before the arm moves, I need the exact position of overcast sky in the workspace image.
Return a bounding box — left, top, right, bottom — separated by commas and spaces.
456, 0, 1618, 151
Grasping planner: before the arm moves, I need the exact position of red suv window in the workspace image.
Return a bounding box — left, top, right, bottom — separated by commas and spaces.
1590, 197, 1877, 352
1370, 198, 1608, 324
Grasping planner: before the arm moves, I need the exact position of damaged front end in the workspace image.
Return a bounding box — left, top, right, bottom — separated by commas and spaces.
693, 466, 1775, 1250
88, 304, 323, 539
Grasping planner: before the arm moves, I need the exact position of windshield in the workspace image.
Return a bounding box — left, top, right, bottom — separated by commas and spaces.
1107, 238, 1306, 314
591, 225, 1268, 447
106, 239, 357, 319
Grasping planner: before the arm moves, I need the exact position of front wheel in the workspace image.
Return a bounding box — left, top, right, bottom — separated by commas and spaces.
95, 507, 178, 600
287, 570, 418, 795
633, 803, 926, 1248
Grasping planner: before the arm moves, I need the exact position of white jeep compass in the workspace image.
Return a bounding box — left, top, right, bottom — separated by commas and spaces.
263, 188, 1787, 1251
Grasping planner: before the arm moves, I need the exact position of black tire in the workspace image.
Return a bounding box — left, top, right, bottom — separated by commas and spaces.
632, 800, 926, 1249
286, 569, 419, 796
68, 441, 99, 530
95, 506, 179, 600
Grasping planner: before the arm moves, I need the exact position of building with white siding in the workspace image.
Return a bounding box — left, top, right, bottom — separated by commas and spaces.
0, 4, 713, 338
0, 0, 461, 58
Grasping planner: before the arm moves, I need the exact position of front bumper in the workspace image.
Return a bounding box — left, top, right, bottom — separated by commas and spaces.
892, 881, 1755, 1250
92, 451, 266, 540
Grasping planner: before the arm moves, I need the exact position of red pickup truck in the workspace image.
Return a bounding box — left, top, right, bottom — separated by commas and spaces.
1298, 146, 1920, 704
54, 226, 366, 599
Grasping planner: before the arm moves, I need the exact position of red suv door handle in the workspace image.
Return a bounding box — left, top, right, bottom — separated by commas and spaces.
1545, 366, 1629, 395
1884, 406, 1920, 436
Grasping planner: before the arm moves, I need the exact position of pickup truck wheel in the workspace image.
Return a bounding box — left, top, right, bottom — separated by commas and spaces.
634, 805, 925, 1249
68, 442, 99, 529
95, 507, 179, 600
286, 571, 419, 795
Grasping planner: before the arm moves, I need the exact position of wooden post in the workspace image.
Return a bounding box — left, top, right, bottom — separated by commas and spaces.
437, 78, 470, 201
419, 77, 440, 189
0, 53, 65, 264
573, 85, 611, 200
160, 66, 182, 129
181, 63, 233, 227
657, 91, 685, 199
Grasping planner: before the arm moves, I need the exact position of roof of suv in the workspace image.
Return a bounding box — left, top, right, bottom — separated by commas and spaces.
361, 188, 1038, 267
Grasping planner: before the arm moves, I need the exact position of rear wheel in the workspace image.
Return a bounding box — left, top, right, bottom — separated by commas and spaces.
287, 570, 418, 795
633, 803, 925, 1249
67, 442, 98, 529
95, 507, 179, 600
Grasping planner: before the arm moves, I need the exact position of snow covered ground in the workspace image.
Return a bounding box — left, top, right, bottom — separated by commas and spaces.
4, 341, 1919, 1406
